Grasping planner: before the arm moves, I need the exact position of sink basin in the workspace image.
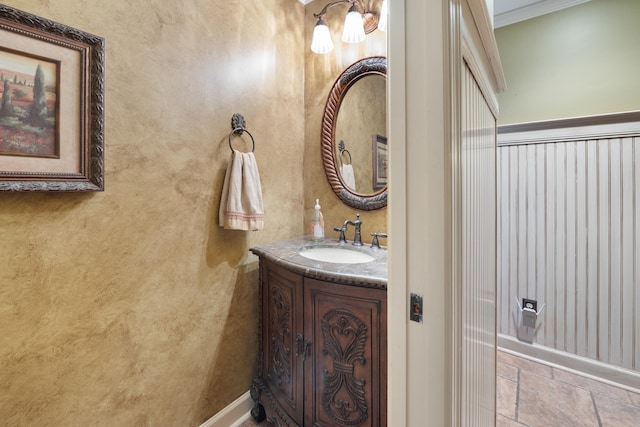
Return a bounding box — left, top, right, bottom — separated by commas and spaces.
298, 246, 375, 264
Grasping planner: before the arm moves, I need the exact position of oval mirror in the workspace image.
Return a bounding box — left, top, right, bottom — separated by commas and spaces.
321, 56, 387, 210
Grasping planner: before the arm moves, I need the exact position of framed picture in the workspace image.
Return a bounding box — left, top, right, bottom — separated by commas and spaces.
372, 134, 387, 190
0, 5, 105, 191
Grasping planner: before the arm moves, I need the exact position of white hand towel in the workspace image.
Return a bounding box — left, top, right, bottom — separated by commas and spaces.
340, 164, 356, 191
219, 150, 264, 231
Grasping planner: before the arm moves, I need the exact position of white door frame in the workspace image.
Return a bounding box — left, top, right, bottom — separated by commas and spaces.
388, 0, 452, 425
388, 1, 504, 425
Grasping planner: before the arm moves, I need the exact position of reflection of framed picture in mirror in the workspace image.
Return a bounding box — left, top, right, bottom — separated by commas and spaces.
372, 134, 387, 190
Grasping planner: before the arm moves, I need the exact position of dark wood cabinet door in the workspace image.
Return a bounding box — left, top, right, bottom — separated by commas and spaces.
262, 261, 305, 423
303, 279, 387, 427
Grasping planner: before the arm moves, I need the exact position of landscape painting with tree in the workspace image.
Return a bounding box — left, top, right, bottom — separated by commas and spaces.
0, 48, 59, 158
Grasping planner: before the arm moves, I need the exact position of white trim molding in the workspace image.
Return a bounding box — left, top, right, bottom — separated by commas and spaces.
199, 391, 253, 427
498, 111, 640, 146
499, 335, 640, 392
466, 0, 507, 94
494, 0, 591, 28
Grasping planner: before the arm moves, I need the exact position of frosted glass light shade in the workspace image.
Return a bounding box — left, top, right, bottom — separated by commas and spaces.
378, 0, 388, 32
311, 19, 334, 54
341, 6, 365, 43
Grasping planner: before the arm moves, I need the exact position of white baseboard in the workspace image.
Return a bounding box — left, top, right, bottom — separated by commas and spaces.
200, 391, 253, 427
498, 334, 640, 392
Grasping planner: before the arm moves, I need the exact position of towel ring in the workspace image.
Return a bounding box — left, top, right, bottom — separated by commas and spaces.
228, 127, 255, 153
340, 149, 352, 166
337, 140, 352, 166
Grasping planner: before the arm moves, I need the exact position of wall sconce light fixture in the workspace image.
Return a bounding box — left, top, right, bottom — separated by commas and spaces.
378, 0, 388, 32
311, 0, 388, 54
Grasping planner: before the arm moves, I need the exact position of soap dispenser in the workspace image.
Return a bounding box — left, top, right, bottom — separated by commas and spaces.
311, 198, 325, 241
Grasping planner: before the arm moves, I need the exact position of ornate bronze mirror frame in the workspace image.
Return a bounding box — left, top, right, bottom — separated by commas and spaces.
320, 56, 387, 211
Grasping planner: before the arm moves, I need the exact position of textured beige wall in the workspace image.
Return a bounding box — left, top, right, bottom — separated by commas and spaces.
496, 0, 640, 125
336, 75, 386, 194
304, 0, 388, 243
0, 0, 304, 426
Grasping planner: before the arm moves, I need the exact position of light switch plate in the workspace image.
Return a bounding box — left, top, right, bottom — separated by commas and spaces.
410, 293, 423, 323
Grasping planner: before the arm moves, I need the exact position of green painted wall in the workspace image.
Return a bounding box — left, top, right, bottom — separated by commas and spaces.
495, 0, 640, 125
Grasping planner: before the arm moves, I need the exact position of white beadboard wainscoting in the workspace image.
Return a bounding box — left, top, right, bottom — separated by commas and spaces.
497, 112, 640, 390
459, 63, 497, 426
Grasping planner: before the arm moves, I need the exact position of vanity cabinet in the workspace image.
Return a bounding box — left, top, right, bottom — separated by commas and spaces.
251, 258, 387, 427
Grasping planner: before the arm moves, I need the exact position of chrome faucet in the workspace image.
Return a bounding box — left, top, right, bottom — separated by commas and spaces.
342, 214, 363, 246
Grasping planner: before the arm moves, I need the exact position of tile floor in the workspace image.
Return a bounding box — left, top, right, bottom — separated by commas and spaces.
239, 350, 640, 426
497, 350, 640, 427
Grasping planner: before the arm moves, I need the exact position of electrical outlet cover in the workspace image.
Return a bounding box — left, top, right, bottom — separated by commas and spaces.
522, 298, 537, 312
522, 309, 537, 328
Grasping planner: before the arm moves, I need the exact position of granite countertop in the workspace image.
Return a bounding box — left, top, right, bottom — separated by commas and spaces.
250, 236, 387, 290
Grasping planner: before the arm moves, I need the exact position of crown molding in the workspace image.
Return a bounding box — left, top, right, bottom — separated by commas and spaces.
494, 0, 590, 28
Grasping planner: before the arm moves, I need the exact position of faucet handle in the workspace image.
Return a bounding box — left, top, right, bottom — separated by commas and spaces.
333, 226, 347, 243
370, 232, 388, 249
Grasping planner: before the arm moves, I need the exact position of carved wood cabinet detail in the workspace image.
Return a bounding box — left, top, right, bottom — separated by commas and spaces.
251, 259, 387, 427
